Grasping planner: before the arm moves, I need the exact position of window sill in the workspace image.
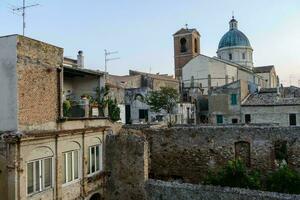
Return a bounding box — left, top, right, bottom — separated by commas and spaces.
62, 179, 81, 187
86, 170, 110, 183
27, 187, 53, 198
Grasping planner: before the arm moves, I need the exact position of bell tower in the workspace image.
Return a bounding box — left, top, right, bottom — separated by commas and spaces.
174, 25, 200, 79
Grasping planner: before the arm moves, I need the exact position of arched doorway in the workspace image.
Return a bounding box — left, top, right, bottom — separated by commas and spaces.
90, 193, 101, 200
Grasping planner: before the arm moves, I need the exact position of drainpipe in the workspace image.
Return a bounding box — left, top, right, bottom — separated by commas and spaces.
17, 139, 21, 200
55, 134, 59, 200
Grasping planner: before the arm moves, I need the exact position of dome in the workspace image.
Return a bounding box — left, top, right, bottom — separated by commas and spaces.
218, 17, 251, 49
218, 29, 251, 49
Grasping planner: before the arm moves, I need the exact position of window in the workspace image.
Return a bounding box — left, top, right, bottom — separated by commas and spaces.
63, 150, 79, 183
27, 158, 52, 195
231, 94, 238, 105
232, 118, 238, 124
89, 145, 102, 174
139, 109, 149, 121
216, 115, 223, 124
289, 114, 296, 126
194, 38, 198, 53
245, 114, 251, 124
242, 53, 246, 60
229, 53, 232, 60
180, 38, 187, 53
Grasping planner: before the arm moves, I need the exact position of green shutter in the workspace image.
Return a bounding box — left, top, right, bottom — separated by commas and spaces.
231, 94, 237, 105
217, 115, 223, 124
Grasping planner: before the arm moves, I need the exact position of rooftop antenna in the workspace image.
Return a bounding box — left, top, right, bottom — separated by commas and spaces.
104, 49, 120, 81
12, 0, 40, 36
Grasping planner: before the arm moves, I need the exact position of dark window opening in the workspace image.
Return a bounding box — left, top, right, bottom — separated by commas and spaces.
139, 109, 148, 122
180, 38, 187, 53
232, 118, 238, 124
274, 141, 288, 162
289, 114, 296, 126
229, 53, 232, 60
242, 53, 246, 60
245, 114, 251, 124
194, 38, 198, 53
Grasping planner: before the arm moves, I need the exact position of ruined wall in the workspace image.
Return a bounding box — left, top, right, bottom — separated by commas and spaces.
105, 133, 149, 200
143, 126, 300, 183
16, 36, 63, 131
146, 179, 300, 200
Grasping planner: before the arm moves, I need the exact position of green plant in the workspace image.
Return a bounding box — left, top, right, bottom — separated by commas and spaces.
204, 159, 261, 190
145, 87, 179, 127
63, 100, 71, 117
108, 98, 121, 122
266, 165, 300, 194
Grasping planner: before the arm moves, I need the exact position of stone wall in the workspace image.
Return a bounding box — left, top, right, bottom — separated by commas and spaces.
145, 179, 300, 200
142, 126, 300, 183
105, 133, 149, 200
16, 35, 64, 131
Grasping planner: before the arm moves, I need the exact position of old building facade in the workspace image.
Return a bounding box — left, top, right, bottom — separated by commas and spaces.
174, 17, 279, 96
0, 35, 116, 200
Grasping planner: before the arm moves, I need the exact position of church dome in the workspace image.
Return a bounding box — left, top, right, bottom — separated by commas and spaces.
218, 17, 251, 49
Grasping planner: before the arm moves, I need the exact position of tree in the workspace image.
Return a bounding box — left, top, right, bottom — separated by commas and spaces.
145, 87, 179, 126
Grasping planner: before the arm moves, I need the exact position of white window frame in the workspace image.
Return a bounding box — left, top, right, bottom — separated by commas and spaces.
27, 157, 53, 196
88, 144, 103, 175
63, 150, 80, 185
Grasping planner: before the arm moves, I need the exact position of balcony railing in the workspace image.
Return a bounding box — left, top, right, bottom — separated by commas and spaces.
63, 98, 104, 118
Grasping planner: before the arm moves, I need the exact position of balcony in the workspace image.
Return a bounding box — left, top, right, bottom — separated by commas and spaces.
62, 65, 106, 119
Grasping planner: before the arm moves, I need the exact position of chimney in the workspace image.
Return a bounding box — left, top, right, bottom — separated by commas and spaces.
77, 50, 84, 68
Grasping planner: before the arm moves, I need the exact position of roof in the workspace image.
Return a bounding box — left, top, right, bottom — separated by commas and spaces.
173, 28, 200, 36
242, 86, 300, 106
218, 29, 251, 49
63, 65, 105, 77
253, 65, 274, 73
129, 70, 178, 82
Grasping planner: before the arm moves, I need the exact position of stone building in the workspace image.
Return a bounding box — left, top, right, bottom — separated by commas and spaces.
109, 70, 179, 124
174, 16, 279, 95
241, 86, 300, 126
0, 35, 116, 200
208, 80, 253, 124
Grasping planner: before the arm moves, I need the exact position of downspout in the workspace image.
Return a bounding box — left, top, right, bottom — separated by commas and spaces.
16, 139, 21, 200
81, 131, 85, 198
55, 134, 59, 200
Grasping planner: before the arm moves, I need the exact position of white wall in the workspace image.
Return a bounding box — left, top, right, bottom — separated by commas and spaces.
241, 105, 300, 126
0, 35, 18, 131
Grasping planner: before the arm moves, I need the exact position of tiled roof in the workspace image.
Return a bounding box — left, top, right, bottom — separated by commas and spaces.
242, 87, 300, 106
253, 65, 274, 73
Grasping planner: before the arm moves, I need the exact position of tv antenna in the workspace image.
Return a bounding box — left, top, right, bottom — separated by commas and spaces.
11, 0, 40, 36
104, 49, 120, 81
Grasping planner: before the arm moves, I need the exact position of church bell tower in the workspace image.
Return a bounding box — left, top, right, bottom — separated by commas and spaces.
174, 26, 200, 79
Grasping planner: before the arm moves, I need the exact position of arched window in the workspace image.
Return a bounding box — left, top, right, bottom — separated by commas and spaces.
194, 38, 198, 53
180, 38, 187, 53
229, 53, 233, 60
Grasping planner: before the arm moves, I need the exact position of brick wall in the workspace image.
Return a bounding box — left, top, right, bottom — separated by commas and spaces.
16, 36, 63, 130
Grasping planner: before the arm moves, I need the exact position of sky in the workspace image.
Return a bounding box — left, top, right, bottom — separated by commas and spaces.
1, 0, 300, 86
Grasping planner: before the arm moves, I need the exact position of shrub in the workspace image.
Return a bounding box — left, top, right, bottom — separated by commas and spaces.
204, 159, 261, 190
63, 100, 71, 117
266, 165, 300, 194
108, 98, 120, 122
